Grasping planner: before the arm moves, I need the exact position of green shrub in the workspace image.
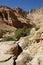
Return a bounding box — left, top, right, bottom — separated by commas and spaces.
14, 29, 25, 40
0, 31, 3, 38
25, 28, 30, 35
2, 28, 31, 41
2, 36, 15, 41
14, 28, 31, 40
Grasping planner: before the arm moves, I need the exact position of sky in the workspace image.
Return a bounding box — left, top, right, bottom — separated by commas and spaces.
0, 0, 43, 11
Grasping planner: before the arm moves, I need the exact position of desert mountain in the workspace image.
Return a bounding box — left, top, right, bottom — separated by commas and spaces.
0, 6, 17, 32
0, 6, 33, 33
0, 6, 43, 32
0, 6, 43, 65
27, 7, 43, 27
13, 7, 27, 18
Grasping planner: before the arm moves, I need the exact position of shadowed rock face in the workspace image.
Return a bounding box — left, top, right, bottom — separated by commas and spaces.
0, 6, 18, 26
0, 6, 43, 31
0, 6, 33, 32
13, 7, 27, 18
5, 44, 22, 56
0, 6, 17, 32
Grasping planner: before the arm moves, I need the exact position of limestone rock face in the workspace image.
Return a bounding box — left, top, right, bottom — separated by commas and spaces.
27, 48, 43, 65
0, 6, 34, 33
0, 6, 17, 32
0, 41, 22, 65
0, 6, 43, 65
13, 7, 34, 28
0, 41, 18, 54
0, 6, 43, 31
0, 41, 14, 65
15, 27, 43, 65
30, 50, 43, 65
27, 7, 43, 27
16, 37, 29, 50
0, 54, 14, 65
13, 7, 27, 18
16, 50, 32, 65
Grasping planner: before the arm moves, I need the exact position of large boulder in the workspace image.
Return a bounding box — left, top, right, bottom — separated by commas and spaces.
0, 41, 16, 65
27, 49, 43, 65
16, 50, 32, 65
16, 37, 30, 50
0, 54, 14, 65
0, 41, 22, 65
0, 41, 17, 54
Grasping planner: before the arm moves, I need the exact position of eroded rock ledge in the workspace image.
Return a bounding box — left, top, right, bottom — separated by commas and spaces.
0, 41, 22, 65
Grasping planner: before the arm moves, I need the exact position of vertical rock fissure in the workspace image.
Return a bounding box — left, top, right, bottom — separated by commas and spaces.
13, 45, 23, 65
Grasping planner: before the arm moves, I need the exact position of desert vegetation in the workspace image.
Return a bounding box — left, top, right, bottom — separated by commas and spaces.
2, 28, 31, 41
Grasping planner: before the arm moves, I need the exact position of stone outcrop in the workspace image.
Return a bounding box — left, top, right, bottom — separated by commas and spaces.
0, 6, 43, 65
16, 50, 32, 65
13, 7, 34, 28
0, 6, 33, 32
0, 6, 34, 38
27, 7, 43, 27
13, 7, 27, 18
0, 6, 17, 32
0, 6, 43, 31
15, 27, 43, 65
0, 41, 22, 65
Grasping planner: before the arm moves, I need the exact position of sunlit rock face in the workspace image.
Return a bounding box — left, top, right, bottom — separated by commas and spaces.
27, 7, 43, 27
0, 6, 43, 31
0, 41, 22, 65
0, 6, 43, 65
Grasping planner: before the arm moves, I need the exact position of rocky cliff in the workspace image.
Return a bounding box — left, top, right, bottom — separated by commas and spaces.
0, 6, 43, 65
0, 6, 33, 32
